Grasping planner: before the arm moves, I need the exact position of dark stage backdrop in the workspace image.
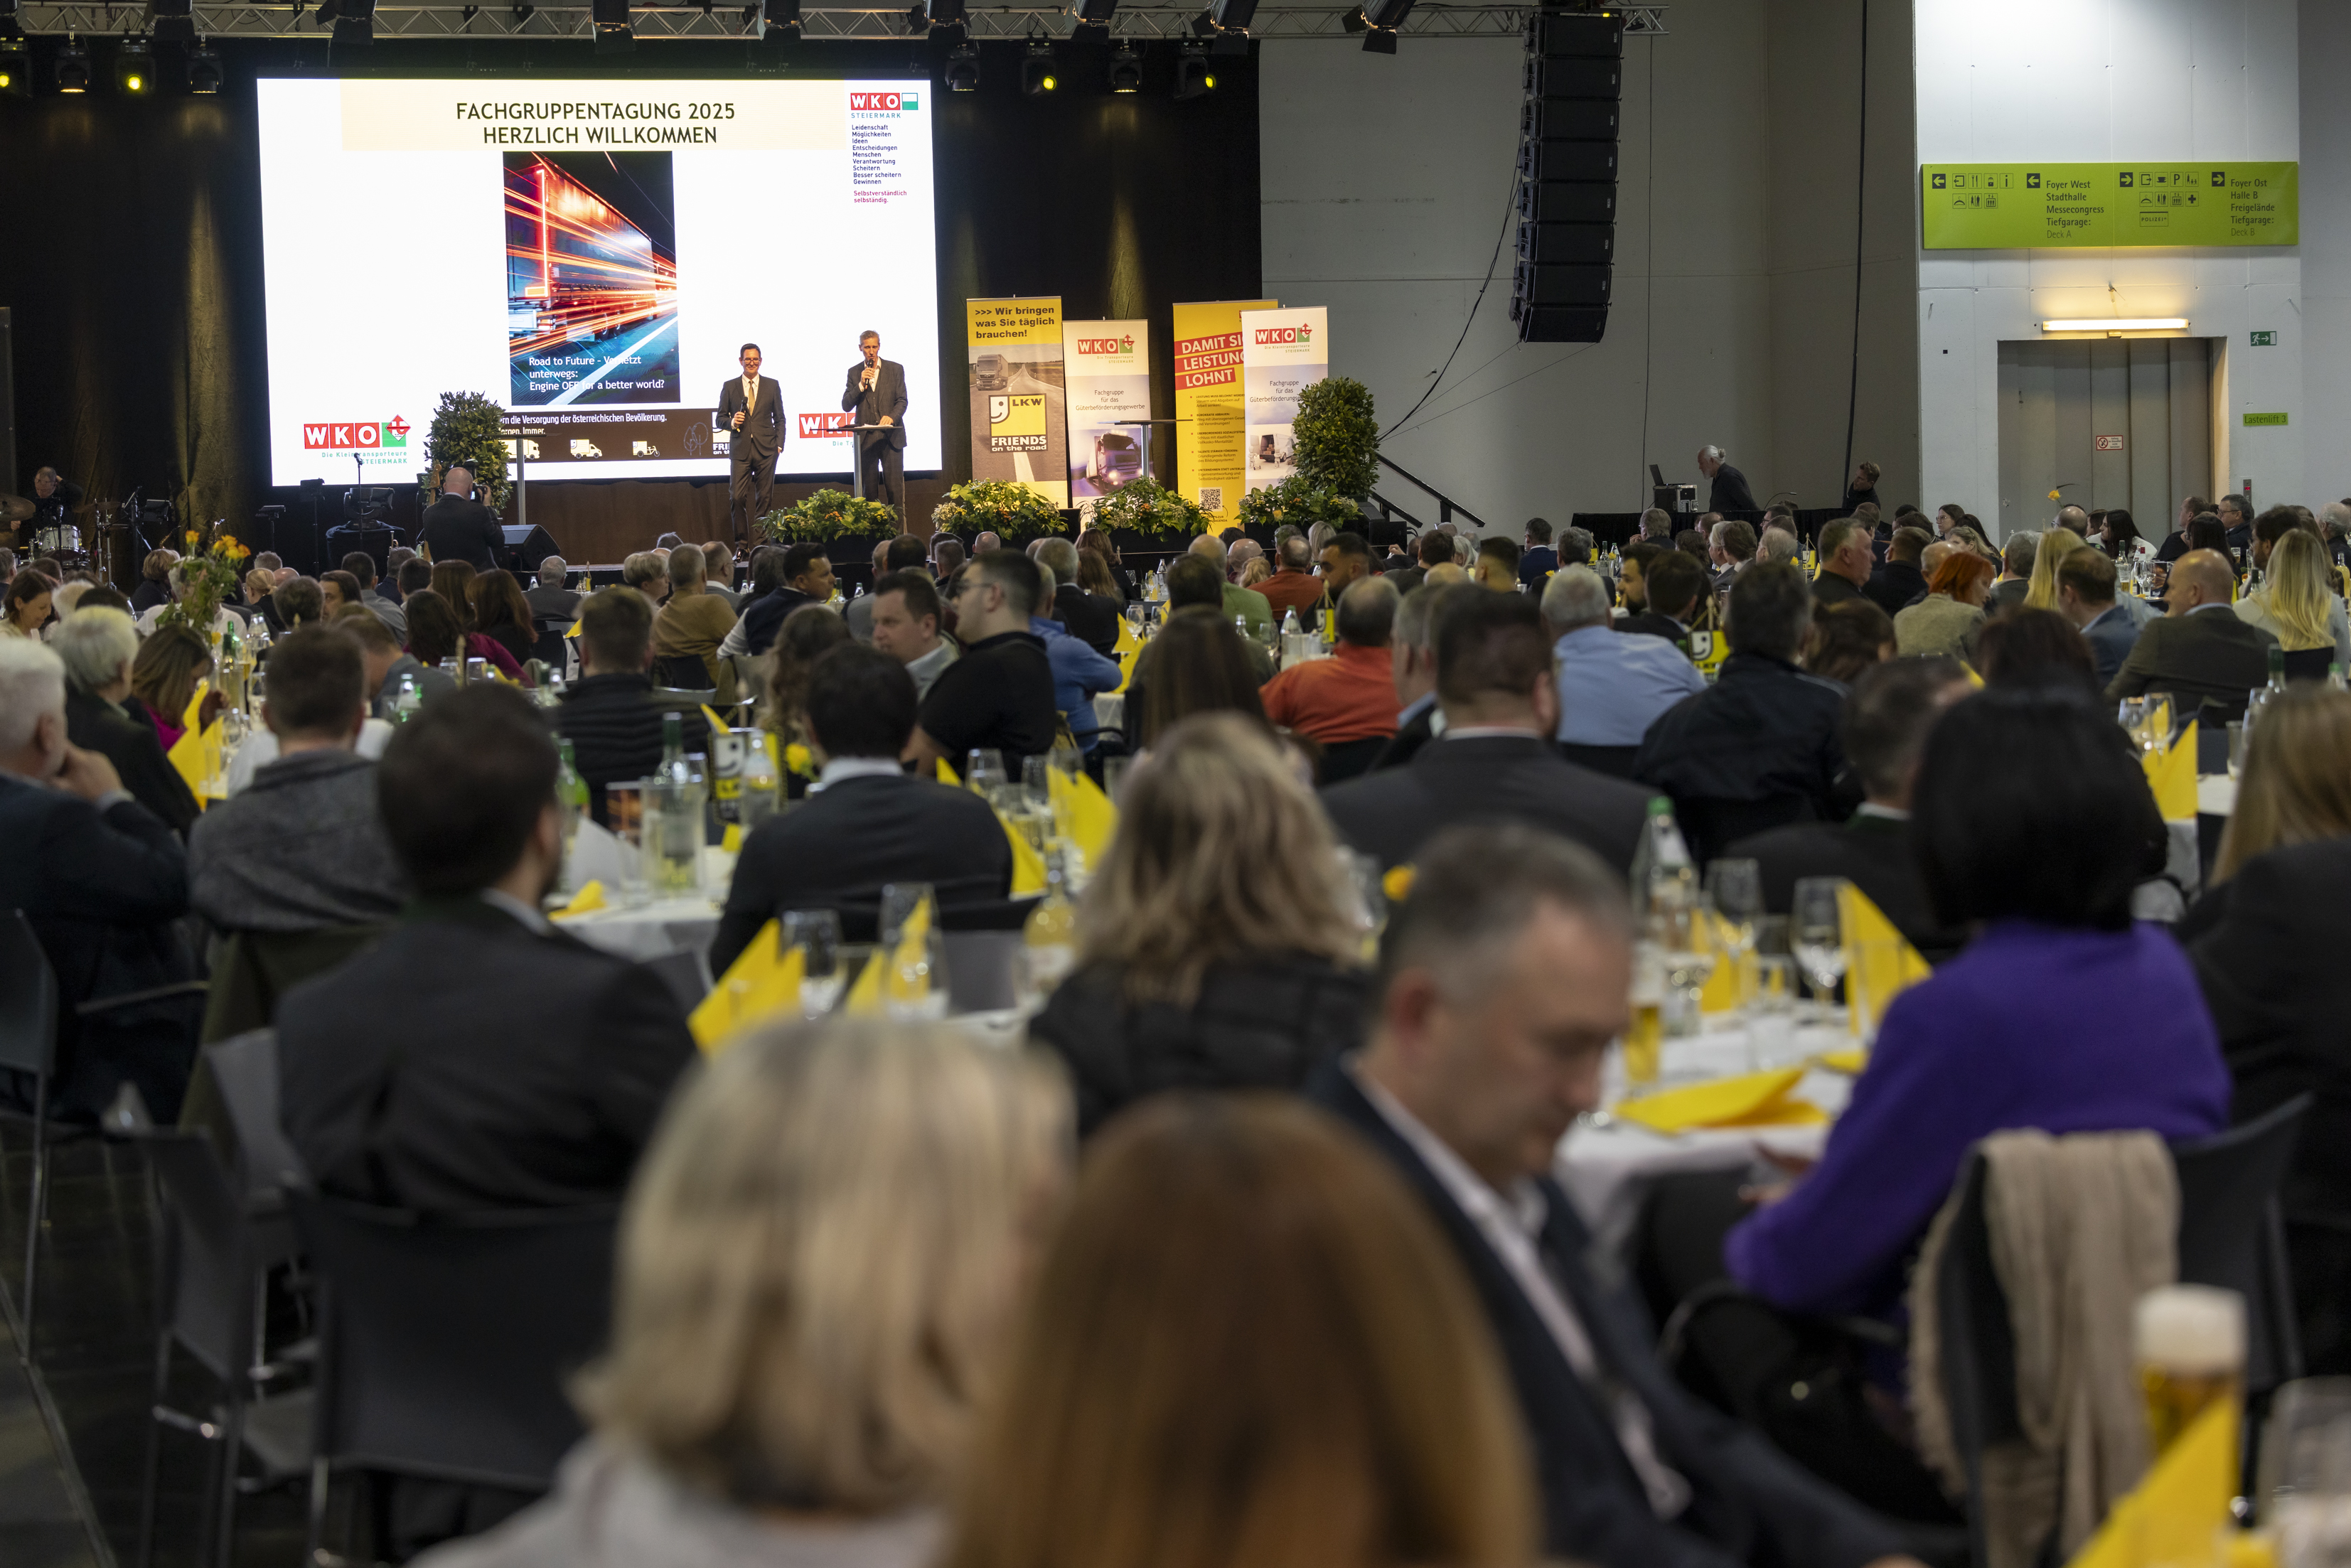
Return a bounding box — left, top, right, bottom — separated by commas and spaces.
0, 33, 1260, 571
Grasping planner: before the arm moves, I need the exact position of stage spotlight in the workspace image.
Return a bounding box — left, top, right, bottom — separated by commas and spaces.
114, 34, 153, 93
1069, 0, 1116, 31
1175, 38, 1213, 97
53, 34, 90, 91
1021, 36, 1056, 94
186, 38, 223, 92
1354, 0, 1410, 50
944, 40, 979, 89
751, 0, 798, 40
1105, 40, 1140, 92
1198, 0, 1254, 52
146, 0, 196, 42
926, 0, 965, 25
592, 0, 633, 52
0, 38, 28, 98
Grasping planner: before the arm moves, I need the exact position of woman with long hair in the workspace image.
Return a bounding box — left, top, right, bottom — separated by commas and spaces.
418, 1019, 1071, 1568
759, 603, 853, 798
1074, 547, 1123, 603
2022, 525, 2087, 611
471, 568, 538, 667
130, 623, 215, 752
431, 559, 479, 625
1801, 598, 1895, 685
2100, 508, 2145, 560
1974, 606, 2099, 699
1892, 551, 1993, 659
1128, 612, 1269, 751
1076, 527, 1134, 603
2204, 684, 2351, 891
939, 1093, 1536, 1568
1028, 713, 1369, 1136
2237, 529, 2347, 678
408, 576, 530, 684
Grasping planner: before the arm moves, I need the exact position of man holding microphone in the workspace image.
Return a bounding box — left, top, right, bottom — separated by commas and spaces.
719, 343, 785, 544
841, 330, 909, 514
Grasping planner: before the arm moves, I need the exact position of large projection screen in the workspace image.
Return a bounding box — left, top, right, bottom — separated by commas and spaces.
255, 77, 941, 485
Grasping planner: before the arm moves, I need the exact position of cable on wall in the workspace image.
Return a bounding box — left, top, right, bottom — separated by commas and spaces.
1839, 0, 1868, 500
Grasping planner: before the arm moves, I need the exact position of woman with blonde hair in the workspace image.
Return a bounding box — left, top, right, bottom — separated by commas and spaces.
2022, 525, 2087, 611
2235, 528, 2349, 678
1027, 711, 1369, 1135
419, 1019, 1071, 1568
940, 1093, 1537, 1568
2198, 684, 2351, 891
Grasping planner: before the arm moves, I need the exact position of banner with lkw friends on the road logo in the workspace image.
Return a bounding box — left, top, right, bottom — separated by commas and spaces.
1062, 319, 1151, 522
1240, 306, 1328, 498
966, 296, 1069, 507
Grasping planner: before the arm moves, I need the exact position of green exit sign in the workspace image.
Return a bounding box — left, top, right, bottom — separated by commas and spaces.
2251, 331, 2278, 346
2244, 412, 2290, 426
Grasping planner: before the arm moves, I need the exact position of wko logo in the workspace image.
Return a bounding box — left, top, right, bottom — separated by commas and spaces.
798, 412, 852, 438
849, 91, 919, 112
1077, 335, 1136, 355
1251, 323, 1315, 345
303, 418, 409, 451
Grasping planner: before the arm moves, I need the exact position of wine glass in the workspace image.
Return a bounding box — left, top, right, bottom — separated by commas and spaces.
2116, 697, 2150, 746
1125, 602, 1145, 638
1791, 876, 1848, 1016
785, 908, 845, 1017
878, 881, 934, 949
2142, 692, 2175, 751
965, 748, 1007, 801
1705, 858, 1763, 1009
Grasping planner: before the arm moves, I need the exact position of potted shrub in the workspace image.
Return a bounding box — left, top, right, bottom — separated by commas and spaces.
931, 480, 1071, 544
1091, 477, 1214, 547
424, 391, 515, 513
758, 488, 902, 545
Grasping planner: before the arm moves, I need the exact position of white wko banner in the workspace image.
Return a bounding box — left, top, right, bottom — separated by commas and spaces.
1239, 306, 1329, 496
1061, 319, 1153, 522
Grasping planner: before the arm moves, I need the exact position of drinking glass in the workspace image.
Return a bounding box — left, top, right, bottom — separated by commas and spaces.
965, 748, 1007, 800
1020, 754, 1055, 811
1624, 941, 1666, 1091
645, 778, 702, 898
1656, 892, 1718, 1034
2136, 1285, 2245, 1456
878, 881, 935, 947
2262, 1378, 2351, 1559
2228, 720, 2249, 781
1791, 876, 1848, 1013
1339, 849, 1388, 957
606, 783, 649, 907
784, 908, 845, 1018
1125, 602, 1145, 638
1102, 756, 1132, 805
2143, 692, 2175, 750
1705, 858, 1763, 1009
2117, 696, 2151, 744
1746, 955, 1799, 1069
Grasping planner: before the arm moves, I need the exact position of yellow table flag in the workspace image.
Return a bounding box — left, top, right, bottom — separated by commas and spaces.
167, 681, 223, 805
689, 919, 805, 1053
1838, 882, 1932, 1041
938, 757, 960, 787
2143, 720, 2200, 821
1698, 911, 1740, 1014
553, 881, 606, 918
2063, 1398, 2237, 1568
1000, 813, 1049, 896
1047, 768, 1119, 869
1114, 616, 1142, 694
847, 892, 936, 1017
1617, 1068, 1828, 1134
844, 948, 886, 1016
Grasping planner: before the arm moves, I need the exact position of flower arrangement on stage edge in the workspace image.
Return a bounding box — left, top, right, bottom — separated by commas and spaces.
425, 392, 515, 514
1090, 477, 1211, 541
161, 527, 250, 635
1237, 475, 1364, 535
758, 489, 902, 544
931, 480, 1070, 543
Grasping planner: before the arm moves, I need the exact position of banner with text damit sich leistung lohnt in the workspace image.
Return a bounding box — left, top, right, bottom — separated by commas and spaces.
1239, 306, 1328, 497
967, 297, 1069, 507
1062, 320, 1152, 522
1173, 299, 1275, 521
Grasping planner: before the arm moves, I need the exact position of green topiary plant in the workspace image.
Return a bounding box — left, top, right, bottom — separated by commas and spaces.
1237, 474, 1364, 535
757, 488, 902, 544
931, 480, 1071, 543
1091, 477, 1212, 541
424, 391, 514, 513
1290, 377, 1380, 501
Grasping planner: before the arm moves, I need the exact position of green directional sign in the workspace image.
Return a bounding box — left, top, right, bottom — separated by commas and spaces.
1921, 163, 2298, 249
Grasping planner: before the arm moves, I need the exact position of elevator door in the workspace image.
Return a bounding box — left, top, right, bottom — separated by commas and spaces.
1996, 338, 2212, 539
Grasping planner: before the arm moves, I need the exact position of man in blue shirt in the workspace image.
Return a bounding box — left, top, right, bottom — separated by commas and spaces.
1541, 566, 1704, 753
1032, 562, 1124, 751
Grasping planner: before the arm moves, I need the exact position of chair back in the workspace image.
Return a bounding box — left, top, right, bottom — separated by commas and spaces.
1558, 741, 1641, 779
653, 653, 712, 691
2172, 1095, 2309, 1395
289, 1193, 616, 1492
1932, 1151, 2021, 1557
0, 910, 60, 1079
1673, 795, 1815, 868
941, 930, 1023, 1014
144, 1130, 264, 1385
203, 1029, 310, 1203
1316, 735, 1389, 785
531, 618, 569, 669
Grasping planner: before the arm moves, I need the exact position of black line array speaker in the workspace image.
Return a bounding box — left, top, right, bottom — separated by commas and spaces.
1512, 12, 1622, 343
0, 307, 15, 498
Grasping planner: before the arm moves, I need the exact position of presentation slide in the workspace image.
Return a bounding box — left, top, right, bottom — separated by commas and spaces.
255, 77, 941, 485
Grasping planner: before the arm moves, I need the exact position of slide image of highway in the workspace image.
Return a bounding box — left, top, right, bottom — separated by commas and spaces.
506, 151, 682, 408
968, 349, 1065, 487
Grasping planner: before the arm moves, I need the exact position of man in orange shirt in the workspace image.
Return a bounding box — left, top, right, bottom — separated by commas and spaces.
1259, 576, 1400, 783
1257, 535, 1326, 621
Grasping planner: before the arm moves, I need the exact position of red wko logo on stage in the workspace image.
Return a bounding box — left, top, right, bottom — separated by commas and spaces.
798, 413, 852, 439
1076, 335, 1135, 355
1251, 322, 1316, 345
303, 418, 411, 451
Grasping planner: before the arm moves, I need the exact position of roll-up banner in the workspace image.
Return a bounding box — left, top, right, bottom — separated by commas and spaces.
1062, 318, 1152, 522
1173, 299, 1275, 520
966, 296, 1069, 505
1239, 306, 1329, 497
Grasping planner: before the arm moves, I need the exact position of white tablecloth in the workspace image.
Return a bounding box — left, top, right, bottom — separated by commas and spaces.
2199, 774, 2237, 817
553, 896, 722, 963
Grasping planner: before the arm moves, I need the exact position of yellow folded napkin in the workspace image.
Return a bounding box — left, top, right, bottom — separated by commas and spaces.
1816, 1048, 1868, 1075
552, 880, 606, 918
1000, 812, 1049, 896
721, 822, 743, 855
2142, 719, 2200, 821
848, 892, 938, 1017
167, 680, 223, 807
844, 947, 885, 1016
1114, 616, 1142, 694
690, 919, 805, 1053
2064, 1398, 2236, 1568
937, 757, 960, 787
1697, 910, 1740, 1014
1046, 767, 1118, 869
1839, 883, 1932, 1037
1615, 1067, 1822, 1134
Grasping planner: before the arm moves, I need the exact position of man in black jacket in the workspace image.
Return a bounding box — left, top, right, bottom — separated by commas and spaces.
1322, 588, 1647, 876
1863, 527, 1933, 618
278, 683, 697, 1213
712, 644, 1009, 968
1307, 824, 1917, 1568
719, 343, 786, 543
552, 586, 670, 825
1635, 562, 1851, 866
2105, 549, 2278, 721
1364, 578, 1458, 773
53, 604, 200, 835
1035, 537, 1119, 656
732, 540, 837, 659
1698, 444, 1757, 515
417, 463, 504, 571
0, 638, 196, 1119
840, 330, 909, 512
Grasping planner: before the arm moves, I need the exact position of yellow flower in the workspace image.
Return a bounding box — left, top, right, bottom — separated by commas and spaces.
2047, 488, 2062, 501
184, 530, 200, 546
1381, 864, 1416, 903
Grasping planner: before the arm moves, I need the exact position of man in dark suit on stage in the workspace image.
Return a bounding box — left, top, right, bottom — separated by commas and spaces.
841, 330, 909, 512
417, 463, 504, 571
719, 343, 786, 544
1306, 824, 1919, 1568
1698, 444, 1757, 515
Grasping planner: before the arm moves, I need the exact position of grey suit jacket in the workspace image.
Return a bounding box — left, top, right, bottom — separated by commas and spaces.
841, 358, 909, 451
718, 375, 786, 463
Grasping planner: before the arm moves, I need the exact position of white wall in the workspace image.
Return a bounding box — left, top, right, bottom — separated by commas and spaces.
2301, 0, 2351, 506
1914, 0, 2305, 538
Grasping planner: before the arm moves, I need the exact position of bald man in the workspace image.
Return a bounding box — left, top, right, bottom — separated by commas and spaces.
2105, 549, 2278, 721
1187, 532, 1273, 637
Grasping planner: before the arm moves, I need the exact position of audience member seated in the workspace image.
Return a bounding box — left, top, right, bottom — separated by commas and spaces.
847, 534, 928, 642
1543, 565, 1703, 775
1809, 519, 1873, 608
714, 646, 1010, 966
1028, 713, 1370, 1137
342, 607, 453, 719
868, 569, 957, 700
1974, 607, 2100, 699
131, 549, 176, 615
1990, 532, 2035, 612
279, 683, 699, 1211
318, 571, 363, 619
620, 550, 670, 608
1029, 563, 1123, 753
1728, 659, 1973, 964
649, 544, 741, 702
272, 576, 325, 634
731, 542, 836, 659
1861, 527, 1929, 618
1124, 611, 1269, 752
942, 1091, 1535, 1568
554, 588, 670, 826
471, 569, 539, 671
2057, 548, 2141, 688
54, 606, 199, 834
1307, 825, 1914, 1568
2106, 548, 2278, 720
188, 626, 405, 937
1184, 533, 1275, 638
1381, 529, 1460, 600
0, 638, 195, 1120
423, 1019, 1067, 1568
1323, 588, 1646, 875
130, 624, 215, 754
2182, 687, 2351, 1370
911, 551, 1062, 774
1259, 577, 1401, 782
2235, 527, 2347, 677
1033, 537, 1118, 656
1802, 598, 1895, 684
523, 557, 579, 625
1365, 579, 1458, 773
1890, 551, 1991, 659
759, 606, 855, 799
1619, 549, 1705, 645
1637, 562, 1851, 865
2023, 525, 2087, 611
409, 576, 530, 684
1474, 536, 1523, 594
1725, 689, 2225, 1333
1316, 530, 1375, 617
